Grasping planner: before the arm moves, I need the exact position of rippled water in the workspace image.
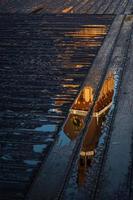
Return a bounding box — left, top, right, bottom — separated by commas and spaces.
0, 14, 113, 199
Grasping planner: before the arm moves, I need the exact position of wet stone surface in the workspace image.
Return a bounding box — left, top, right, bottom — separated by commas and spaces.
0, 14, 113, 199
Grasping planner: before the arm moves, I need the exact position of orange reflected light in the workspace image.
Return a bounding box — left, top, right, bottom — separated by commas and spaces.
62, 6, 73, 13
65, 26, 107, 38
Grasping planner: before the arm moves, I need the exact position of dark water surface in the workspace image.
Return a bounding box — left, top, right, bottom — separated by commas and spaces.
0, 14, 113, 199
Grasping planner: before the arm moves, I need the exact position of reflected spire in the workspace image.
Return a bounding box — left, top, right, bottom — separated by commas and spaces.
78, 73, 114, 186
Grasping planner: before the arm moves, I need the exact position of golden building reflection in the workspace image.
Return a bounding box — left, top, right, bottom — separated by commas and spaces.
64, 114, 85, 140
62, 6, 73, 13
63, 85, 94, 140
65, 25, 107, 38
78, 73, 114, 186
56, 24, 109, 70
61, 71, 114, 185
72, 86, 93, 111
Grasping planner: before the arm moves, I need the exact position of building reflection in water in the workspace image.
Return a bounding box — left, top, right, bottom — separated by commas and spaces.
63, 86, 94, 140
78, 73, 114, 186
53, 23, 112, 184
62, 6, 73, 13
63, 72, 114, 186
65, 25, 107, 39
58, 25, 108, 71
53, 24, 109, 121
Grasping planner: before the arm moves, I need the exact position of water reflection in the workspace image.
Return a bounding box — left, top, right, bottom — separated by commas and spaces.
62, 7, 73, 13
56, 25, 109, 75
65, 26, 107, 38
63, 86, 93, 140
62, 72, 114, 185
78, 73, 114, 186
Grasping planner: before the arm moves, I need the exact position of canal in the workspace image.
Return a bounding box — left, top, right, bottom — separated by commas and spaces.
0, 14, 114, 200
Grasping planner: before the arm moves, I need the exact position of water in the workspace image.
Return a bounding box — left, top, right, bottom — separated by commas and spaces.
0, 14, 113, 200
61, 72, 115, 200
